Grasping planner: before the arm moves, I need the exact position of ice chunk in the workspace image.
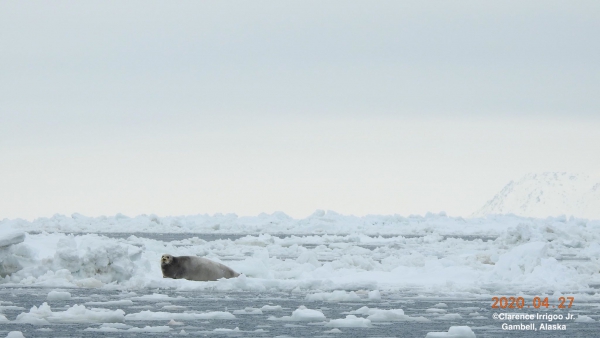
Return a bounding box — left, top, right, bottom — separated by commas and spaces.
325, 315, 372, 327
213, 327, 240, 332
368, 290, 381, 300
347, 306, 429, 322
269, 306, 326, 321
0, 230, 25, 248
425, 325, 476, 337
233, 307, 263, 314
15, 302, 125, 325
47, 291, 71, 301
261, 305, 283, 311
6, 332, 26, 338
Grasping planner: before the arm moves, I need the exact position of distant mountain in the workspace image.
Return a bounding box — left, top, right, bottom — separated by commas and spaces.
472, 172, 600, 219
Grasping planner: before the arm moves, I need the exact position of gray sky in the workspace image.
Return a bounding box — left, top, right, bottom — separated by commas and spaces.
1, 1, 599, 219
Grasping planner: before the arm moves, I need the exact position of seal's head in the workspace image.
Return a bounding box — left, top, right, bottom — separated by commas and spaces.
161, 254, 174, 266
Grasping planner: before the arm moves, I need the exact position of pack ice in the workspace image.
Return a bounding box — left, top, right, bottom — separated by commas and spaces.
1, 210, 599, 296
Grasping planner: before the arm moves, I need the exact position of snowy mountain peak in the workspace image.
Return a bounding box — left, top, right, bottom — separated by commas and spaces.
472, 172, 600, 219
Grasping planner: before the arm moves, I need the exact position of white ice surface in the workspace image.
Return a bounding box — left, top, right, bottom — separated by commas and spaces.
0, 314, 9, 323
269, 306, 326, 321
349, 306, 429, 322
425, 325, 476, 337
15, 303, 124, 325
47, 290, 71, 301
261, 305, 283, 311
0, 230, 25, 248
324, 315, 371, 327
233, 307, 263, 315
5, 332, 25, 338
1, 212, 600, 297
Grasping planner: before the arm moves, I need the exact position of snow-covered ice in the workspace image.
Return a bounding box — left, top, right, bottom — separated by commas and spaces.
269, 306, 326, 321
324, 315, 371, 327
0, 208, 599, 337
46, 290, 71, 301
5, 332, 25, 338
15, 302, 125, 325
425, 325, 476, 337
2, 211, 599, 297
350, 306, 429, 322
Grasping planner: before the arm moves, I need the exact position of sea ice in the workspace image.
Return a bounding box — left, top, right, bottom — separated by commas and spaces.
0, 230, 25, 248
5, 332, 25, 338
425, 325, 476, 337
261, 305, 283, 311
233, 307, 263, 314
15, 303, 125, 325
324, 315, 372, 327
1, 212, 598, 297
0, 314, 9, 323
47, 290, 71, 301
269, 306, 326, 321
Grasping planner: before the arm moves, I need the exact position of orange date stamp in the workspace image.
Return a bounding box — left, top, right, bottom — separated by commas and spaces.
491, 296, 574, 309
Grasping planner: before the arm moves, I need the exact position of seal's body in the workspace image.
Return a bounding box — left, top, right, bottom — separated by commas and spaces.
161, 254, 239, 281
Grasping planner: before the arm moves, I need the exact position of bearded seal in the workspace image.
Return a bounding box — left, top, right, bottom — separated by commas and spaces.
161, 254, 240, 281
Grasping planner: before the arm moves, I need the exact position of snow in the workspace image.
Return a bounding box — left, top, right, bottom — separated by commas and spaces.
261, 305, 283, 311
350, 307, 429, 322
269, 306, 326, 321
47, 290, 71, 301
425, 326, 476, 337
324, 315, 371, 327
367, 290, 381, 300
1, 209, 599, 298
473, 172, 600, 219
15, 302, 125, 325
0, 230, 25, 248
213, 327, 240, 332
5, 332, 25, 338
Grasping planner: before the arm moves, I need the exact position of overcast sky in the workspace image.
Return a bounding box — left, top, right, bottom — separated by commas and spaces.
1, 1, 599, 220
